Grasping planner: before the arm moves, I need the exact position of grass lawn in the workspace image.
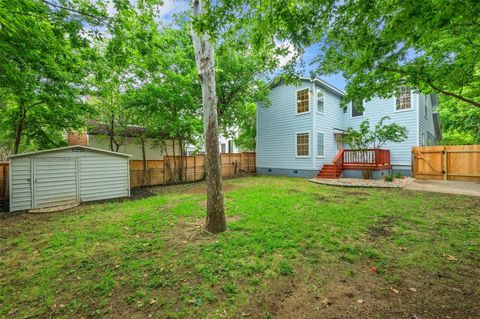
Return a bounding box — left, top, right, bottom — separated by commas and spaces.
1, 176, 479, 319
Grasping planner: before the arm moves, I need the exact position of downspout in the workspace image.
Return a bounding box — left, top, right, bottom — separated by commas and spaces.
311, 79, 316, 170
416, 91, 420, 146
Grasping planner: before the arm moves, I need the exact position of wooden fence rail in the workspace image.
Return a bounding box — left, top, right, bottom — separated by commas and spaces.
130, 152, 256, 188
412, 145, 480, 182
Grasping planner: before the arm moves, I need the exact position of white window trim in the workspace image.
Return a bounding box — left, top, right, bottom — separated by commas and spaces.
350, 100, 365, 118
295, 88, 311, 115
316, 131, 325, 158
316, 88, 325, 115
394, 89, 413, 113
295, 131, 310, 158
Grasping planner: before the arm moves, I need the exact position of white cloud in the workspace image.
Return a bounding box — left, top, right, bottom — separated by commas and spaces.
275, 40, 298, 67
157, 0, 189, 21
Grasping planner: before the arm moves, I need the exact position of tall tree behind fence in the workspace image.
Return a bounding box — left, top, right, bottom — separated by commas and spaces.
130, 152, 256, 188
0, 162, 9, 211
412, 145, 480, 182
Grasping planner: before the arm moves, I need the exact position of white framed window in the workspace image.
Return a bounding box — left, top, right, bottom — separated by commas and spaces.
317, 89, 325, 114
351, 100, 364, 117
296, 88, 310, 114
221, 143, 226, 153
317, 132, 325, 157
296, 132, 310, 157
395, 87, 412, 111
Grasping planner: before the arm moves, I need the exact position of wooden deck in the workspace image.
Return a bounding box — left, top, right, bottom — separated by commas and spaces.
317, 149, 391, 179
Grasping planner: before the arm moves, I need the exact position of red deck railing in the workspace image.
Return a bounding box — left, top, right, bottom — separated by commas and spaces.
338, 149, 391, 168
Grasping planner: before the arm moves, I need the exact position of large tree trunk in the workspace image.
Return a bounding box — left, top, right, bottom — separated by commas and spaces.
140, 136, 147, 187
190, 0, 226, 233
13, 101, 27, 154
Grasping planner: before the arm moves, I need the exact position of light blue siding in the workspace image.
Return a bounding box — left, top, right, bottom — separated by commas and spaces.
418, 94, 437, 145
313, 88, 344, 170
257, 80, 315, 171
257, 80, 441, 177
342, 93, 419, 170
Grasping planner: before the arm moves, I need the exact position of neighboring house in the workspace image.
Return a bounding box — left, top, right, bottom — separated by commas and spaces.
186, 134, 242, 155
67, 122, 180, 160
256, 77, 441, 178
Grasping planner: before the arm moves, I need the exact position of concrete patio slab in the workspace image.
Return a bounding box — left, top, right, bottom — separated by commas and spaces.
404, 180, 480, 197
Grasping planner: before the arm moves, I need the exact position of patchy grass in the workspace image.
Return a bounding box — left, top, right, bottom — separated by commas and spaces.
0, 176, 479, 318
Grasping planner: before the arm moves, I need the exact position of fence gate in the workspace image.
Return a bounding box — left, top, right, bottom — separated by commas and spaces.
412, 145, 480, 182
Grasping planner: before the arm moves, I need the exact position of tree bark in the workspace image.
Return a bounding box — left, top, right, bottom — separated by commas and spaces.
13, 101, 27, 154
190, 0, 226, 233
426, 81, 480, 108
140, 136, 147, 187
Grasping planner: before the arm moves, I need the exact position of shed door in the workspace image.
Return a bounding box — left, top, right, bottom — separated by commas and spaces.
33, 157, 78, 209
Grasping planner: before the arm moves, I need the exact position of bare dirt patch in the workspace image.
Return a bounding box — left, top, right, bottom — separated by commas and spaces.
185, 183, 239, 195
368, 216, 395, 239
244, 263, 480, 319
167, 216, 241, 248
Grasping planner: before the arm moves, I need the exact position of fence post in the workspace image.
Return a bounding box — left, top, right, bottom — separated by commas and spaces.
193, 155, 196, 181
443, 149, 448, 181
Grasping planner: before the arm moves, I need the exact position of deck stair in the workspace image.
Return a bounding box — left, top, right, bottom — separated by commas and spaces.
317, 164, 343, 179
316, 149, 391, 179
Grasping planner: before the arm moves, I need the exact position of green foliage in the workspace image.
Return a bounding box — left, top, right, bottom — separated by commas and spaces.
439, 96, 480, 145
343, 116, 408, 150
384, 175, 394, 182
314, 0, 480, 109
278, 260, 293, 275
0, 0, 100, 154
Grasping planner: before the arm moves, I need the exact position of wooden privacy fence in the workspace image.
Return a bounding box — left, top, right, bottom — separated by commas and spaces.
412, 145, 480, 182
130, 152, 256, 188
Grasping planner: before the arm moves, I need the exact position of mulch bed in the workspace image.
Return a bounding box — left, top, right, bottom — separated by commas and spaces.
310, 177, 414, 188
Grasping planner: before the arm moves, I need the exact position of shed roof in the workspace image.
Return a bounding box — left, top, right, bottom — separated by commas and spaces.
8, 145, 132, 159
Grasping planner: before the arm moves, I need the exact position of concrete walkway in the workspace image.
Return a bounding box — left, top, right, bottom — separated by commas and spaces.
404, 180, 480, 197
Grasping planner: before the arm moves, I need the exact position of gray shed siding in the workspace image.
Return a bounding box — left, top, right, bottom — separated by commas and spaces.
9, 147, 130, 212
34, 158, 78, 208
10, 158, 32, 211
79, 156, 129, 202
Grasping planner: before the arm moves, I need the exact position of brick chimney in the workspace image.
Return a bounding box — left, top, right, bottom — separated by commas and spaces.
67, 131, 88, 146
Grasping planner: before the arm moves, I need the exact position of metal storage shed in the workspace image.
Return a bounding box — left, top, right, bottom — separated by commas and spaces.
8, 145, 131, 212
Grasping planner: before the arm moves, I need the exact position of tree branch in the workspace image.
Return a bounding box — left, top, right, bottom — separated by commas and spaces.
42, 0, 112, 27
426, 81, 480, 108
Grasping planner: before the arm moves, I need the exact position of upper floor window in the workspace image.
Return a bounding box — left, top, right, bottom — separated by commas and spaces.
296, 88, 309, 114
351, 100, 364, 117
296, 132, 310, 157
317, 89, 325, 113
396, 87, 412, 111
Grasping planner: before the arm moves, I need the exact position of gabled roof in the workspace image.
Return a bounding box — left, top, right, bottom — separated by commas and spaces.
269, 76, 345, 97
8, 145, 131, 159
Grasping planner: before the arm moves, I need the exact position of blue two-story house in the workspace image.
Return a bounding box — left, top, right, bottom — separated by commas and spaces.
256, 77, 441, 178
